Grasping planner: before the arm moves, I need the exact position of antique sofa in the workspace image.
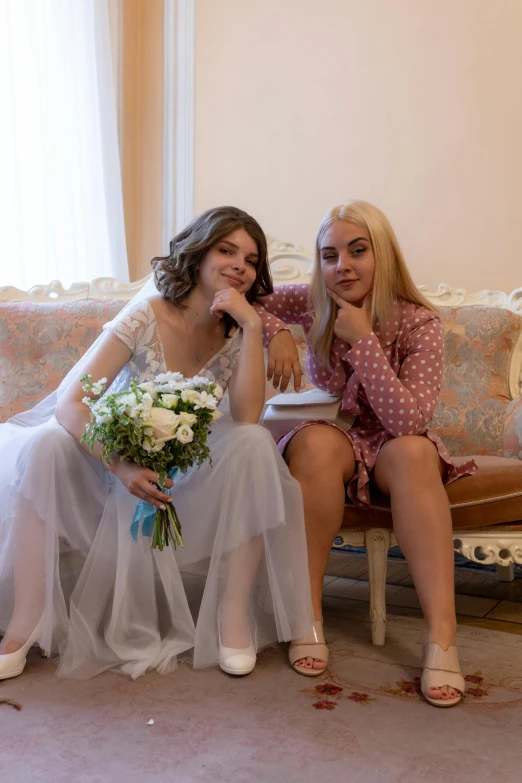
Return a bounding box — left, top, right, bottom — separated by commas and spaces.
1, 238, 522, 648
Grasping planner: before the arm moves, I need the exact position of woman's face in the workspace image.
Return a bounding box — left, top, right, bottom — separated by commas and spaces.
198, 228, 259, 296
319, 220, 375, 306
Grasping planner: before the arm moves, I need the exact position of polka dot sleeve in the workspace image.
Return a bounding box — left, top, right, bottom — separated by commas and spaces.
255, 284, 311, 347
345, 315, 444, 437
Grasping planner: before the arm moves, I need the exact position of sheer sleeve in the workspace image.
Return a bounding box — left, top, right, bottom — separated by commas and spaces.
102, 300, 156, 353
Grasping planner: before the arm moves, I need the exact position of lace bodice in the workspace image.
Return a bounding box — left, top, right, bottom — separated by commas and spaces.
102, 300, 243, 402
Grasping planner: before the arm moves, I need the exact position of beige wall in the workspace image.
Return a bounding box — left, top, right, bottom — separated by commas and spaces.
122, 0, 164, 281
194, 0, 522, 293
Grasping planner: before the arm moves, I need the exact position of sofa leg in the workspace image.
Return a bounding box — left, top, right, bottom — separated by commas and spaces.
366, 528, 390, 646
496, 563, 515, 582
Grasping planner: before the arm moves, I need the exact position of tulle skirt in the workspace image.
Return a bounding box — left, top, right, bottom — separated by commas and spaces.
0, 416, 312, 679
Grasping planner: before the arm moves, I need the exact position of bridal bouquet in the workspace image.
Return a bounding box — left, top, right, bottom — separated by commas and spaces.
80, 371, 223, 550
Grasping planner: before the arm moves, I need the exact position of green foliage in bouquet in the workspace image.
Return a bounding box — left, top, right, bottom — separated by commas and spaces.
80, 371, 224, 549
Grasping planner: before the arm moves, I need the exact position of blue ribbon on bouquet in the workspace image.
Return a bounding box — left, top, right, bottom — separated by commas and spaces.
130, 466, 179, 541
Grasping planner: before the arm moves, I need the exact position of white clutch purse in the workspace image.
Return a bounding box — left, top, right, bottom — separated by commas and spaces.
262, 388, 355, 441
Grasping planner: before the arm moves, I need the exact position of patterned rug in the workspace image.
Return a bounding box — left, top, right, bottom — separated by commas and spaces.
1, 613, 521, 783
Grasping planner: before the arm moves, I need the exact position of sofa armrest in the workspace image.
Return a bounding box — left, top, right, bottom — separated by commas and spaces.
503, 396, 522, 460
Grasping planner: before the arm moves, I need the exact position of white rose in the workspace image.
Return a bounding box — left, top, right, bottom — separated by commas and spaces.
212, 408, 224, 422
147, 407, 180, 444
193, 391, 217, 410
181, 389, 200, 404
179, 411, 197, 426
213, 384, 224, 401
176, 424, 194, 444
161, 393, 179, 410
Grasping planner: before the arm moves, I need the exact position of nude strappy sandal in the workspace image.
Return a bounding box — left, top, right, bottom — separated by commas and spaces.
289, 620, 329, 677
421, 643, 465, 707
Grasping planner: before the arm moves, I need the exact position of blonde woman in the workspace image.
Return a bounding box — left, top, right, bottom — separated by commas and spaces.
259, 201, 476, 707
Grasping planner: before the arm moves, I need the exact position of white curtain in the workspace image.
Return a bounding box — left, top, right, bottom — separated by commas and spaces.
0, 0, 128, 290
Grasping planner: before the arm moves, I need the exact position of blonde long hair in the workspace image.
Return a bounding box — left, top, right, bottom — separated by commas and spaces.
308, 201, 436, 368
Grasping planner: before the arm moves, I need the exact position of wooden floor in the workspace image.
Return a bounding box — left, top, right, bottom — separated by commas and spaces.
325, 550, 522, 635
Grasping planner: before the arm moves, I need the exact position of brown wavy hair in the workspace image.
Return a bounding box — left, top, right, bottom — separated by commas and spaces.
151, 206, 273, 336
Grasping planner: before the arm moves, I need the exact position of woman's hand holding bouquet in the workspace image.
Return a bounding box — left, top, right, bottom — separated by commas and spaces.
80, 371, 223, 550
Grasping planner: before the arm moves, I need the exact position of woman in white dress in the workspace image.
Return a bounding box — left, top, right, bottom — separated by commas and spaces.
0, 206, 312, 681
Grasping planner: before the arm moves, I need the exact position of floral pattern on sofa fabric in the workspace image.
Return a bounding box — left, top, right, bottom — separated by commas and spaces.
503, 396, 522, 460
430, 306, 522, 456
0, 301, 125, 423
2, 303, 521, 459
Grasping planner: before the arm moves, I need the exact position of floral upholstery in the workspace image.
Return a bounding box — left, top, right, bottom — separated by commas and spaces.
0, 301, 125, 423
504, 396, 522, 460
2, 302, 522, 459
430, 307, 522, 456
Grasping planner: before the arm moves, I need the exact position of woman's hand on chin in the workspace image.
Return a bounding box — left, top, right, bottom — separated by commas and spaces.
210, 288, 261, 332
327, 289, 373, 347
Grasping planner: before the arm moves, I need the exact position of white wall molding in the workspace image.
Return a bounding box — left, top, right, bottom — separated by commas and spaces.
107, 0, 125, 157
163, 0, 195, 253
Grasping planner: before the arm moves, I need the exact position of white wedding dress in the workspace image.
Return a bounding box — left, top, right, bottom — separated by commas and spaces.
0, 299, 312, 679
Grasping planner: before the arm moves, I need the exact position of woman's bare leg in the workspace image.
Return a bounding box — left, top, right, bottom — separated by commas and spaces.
373, 435, 460, 701
285, 424, 355, 669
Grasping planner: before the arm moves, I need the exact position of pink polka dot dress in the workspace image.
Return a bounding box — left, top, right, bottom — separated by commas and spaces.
257, 284, 477, 508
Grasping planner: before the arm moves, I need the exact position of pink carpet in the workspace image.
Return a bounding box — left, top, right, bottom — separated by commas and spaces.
1, 611, 521, 783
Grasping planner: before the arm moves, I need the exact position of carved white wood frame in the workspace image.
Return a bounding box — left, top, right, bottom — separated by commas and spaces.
2, 233, 521, 310
334, 527, 522, 646
452, 531, 522, 567
2, 233, 521, 391
334, 528, 522, 567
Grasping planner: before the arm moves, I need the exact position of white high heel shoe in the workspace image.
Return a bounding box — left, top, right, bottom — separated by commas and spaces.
218, 607, 256, 676
0, 619, 45, 681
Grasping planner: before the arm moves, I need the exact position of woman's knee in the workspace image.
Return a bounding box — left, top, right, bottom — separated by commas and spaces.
377, 435, 441, 475
286, 425, 355, 479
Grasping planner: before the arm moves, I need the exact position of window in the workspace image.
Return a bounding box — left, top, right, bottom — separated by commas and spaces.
0, 0, 128, 290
